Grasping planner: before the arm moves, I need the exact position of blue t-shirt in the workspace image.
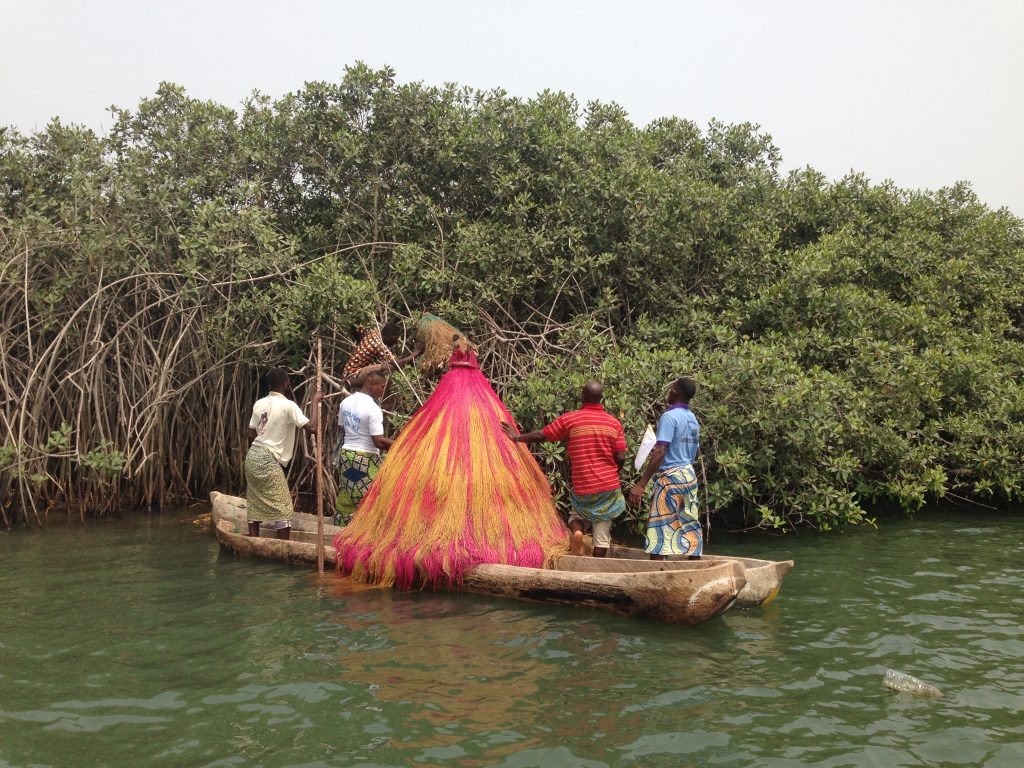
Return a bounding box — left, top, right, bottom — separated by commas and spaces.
656, 404, 700, 470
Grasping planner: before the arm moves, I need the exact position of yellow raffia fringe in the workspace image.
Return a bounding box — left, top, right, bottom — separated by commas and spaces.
542, 539, 572, 569
337, 356, 569, 586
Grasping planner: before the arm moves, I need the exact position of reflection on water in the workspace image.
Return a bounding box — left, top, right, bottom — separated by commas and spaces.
1, 510, 1023, 767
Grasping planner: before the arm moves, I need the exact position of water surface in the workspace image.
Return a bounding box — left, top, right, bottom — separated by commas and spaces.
1, 510, 1022, 767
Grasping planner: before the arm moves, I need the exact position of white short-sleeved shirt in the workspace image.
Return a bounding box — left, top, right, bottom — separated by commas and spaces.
249, 392, 309, 465
339, 391, 385, 455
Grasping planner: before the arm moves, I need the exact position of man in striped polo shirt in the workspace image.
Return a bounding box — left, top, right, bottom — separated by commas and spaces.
501, 381, 627, 557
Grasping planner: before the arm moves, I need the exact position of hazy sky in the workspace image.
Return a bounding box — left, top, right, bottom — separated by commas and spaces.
2, 0, 1022, 214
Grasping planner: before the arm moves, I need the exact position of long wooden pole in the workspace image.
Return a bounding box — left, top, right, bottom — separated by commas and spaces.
315, 337, 325, 573
699, 454, 711, 545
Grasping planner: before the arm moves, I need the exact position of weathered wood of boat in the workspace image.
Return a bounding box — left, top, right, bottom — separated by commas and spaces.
460, 557, 742, 625
209, 492, 792, 609
214, 515, 336, 567
210, 492, 343, 537
608, 545, 794, 609
210, 492, 744, 626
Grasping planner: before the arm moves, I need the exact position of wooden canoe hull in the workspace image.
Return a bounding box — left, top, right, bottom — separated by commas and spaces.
607, 545, 793, 609
209, 491, 791, 610
462, 559, 743, 626
210, 494, 744, 626
214, 516, 336, 566
209, 491, 343, 538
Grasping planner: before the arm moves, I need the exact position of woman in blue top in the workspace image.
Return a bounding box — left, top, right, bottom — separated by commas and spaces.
627, 377, 702, 560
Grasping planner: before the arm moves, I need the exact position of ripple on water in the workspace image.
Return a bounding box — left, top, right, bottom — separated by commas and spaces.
1, 511, 1023, 767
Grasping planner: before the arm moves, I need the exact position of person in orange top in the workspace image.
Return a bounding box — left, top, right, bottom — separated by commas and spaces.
501, 381, 627, 557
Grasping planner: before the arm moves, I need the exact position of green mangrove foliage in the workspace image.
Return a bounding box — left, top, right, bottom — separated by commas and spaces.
1, 63, 1022, 528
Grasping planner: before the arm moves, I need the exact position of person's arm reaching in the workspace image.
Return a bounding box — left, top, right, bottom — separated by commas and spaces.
392, 345, 421, 367
627, 444, 667, 506
500, 422, 548, 444
301, 391, 324, 434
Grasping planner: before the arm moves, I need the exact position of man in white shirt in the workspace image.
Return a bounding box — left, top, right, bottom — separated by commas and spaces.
245, 368, 322, 539
335, 369, 393, 524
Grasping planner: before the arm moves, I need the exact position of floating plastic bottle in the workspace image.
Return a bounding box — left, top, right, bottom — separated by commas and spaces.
884, 669, 943, 698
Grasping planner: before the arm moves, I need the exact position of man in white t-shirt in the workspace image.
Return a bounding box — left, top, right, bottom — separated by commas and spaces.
245, 367, 322, 539
334, 369, 393, 524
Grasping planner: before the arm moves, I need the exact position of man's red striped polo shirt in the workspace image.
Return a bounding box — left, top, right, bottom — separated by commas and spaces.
542, 403, 627, 495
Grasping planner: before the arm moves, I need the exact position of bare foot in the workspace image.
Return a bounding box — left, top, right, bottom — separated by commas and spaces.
570, 530, 585, 556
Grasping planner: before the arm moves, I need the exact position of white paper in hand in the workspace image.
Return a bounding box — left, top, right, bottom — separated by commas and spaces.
634, 425, 657, 471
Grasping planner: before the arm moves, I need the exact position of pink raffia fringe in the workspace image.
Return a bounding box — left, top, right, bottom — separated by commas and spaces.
334, 349, 567, 589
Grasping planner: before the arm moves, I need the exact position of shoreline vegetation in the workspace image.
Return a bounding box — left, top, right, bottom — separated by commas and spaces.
1, 64, 1022, 530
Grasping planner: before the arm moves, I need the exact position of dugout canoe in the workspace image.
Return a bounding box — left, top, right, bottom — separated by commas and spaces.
209, 492, 792, 609
215, 515, 337, 567
210, 493, 744, 626
607, 545, 794, 609
209, 491, 343, 537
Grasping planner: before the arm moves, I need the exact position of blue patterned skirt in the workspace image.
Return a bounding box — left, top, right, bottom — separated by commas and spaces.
644, 464, 702, 557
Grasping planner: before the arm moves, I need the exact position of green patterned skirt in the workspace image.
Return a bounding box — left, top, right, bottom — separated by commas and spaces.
570, 488, 626, 523
244, 443, 294, 523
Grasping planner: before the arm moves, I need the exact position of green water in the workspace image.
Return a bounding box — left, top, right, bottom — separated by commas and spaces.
1, 511, 1022, 768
